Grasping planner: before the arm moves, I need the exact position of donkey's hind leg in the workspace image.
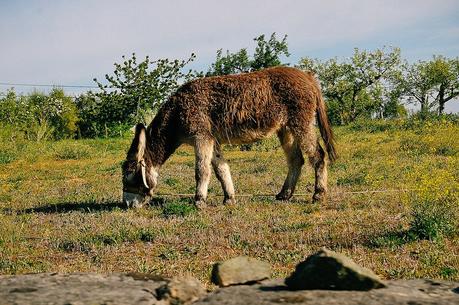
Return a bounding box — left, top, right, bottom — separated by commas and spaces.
194, 136, 214, 208
212, 145, 236, 205
276, 128, 305, 201
308, 141, 328, 203
296, 120, 328, 203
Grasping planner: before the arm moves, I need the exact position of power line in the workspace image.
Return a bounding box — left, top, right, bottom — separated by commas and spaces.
0, 82, 99, 89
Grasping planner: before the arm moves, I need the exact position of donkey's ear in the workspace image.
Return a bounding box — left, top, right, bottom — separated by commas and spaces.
128, 123, 147, 162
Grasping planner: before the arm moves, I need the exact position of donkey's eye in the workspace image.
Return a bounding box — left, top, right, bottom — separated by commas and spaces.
124, 161, 138, 172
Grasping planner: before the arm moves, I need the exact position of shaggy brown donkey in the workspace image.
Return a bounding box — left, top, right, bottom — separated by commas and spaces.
122, 66, 336, 208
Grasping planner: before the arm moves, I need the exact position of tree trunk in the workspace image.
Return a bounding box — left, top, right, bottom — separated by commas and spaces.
438, 84, 445, 115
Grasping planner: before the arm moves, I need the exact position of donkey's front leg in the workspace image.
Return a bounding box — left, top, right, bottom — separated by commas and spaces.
212, 145, 236, 205
194, 137, 214, 208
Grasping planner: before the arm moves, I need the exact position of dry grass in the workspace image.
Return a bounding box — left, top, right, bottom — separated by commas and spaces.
0, 123, 458, 286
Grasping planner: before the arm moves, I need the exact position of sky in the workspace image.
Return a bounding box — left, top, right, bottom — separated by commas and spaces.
1, 0, 458, 112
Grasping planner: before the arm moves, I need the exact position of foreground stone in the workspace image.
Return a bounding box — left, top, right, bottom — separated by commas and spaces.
157, 276, 207, 304
0, 272, 167, 305
211, 256, 271, 287
285, 248, 386, 291
196, 278, 459, 305
0, 273, 458, 305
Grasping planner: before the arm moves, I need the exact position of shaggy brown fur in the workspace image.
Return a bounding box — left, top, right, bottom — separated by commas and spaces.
122, 66, 336, 207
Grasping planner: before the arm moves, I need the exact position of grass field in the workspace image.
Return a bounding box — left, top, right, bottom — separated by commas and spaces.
0, 121, 458, 285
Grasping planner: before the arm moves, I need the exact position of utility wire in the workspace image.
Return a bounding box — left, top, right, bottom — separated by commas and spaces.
0, 82, 99, 89
155, 188, 419, 198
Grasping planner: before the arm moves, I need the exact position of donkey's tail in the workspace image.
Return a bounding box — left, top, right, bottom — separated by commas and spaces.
316, 88, 337, 163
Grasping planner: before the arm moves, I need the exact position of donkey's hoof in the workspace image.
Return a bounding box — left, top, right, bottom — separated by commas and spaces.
194, 200, 207, 209
312, 193, 326, 204
276, 192, 292, 201
223, 197, 236, 205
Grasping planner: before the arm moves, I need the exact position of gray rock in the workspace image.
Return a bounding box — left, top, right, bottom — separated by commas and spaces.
157, 276, 207, 304
195, 278, 459, 305
1, 273, 458, 305
285, 248, 386, 291
211, 256, 271, 287
0, 272, 167, 305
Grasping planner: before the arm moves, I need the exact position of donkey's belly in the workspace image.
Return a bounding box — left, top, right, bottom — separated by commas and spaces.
215, 121, 283, 144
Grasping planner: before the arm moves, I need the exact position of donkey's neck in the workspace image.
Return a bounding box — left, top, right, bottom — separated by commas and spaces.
144, 106, 180, 167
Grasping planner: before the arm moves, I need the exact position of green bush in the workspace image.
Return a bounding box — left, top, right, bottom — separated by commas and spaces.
0, 89, 79, 141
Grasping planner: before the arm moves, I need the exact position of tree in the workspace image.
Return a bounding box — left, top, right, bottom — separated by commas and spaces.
207, 33, 290, 76
93, 53, 197, 128
400, 56, 459, 116
433, 57, 459, 114
251, 33, 290, 70
299, 47, 403, 124
401, 60, 437, 115
425, 56, 459, 114
207, 49, 251, 76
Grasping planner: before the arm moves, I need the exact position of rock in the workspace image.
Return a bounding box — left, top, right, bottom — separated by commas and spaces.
1, 273, 458, 305
195, 278, 459, 305
157, 276, 207, 304
211, 256, 271, 287
285, 248, 386, 291
0, 272, 167, 305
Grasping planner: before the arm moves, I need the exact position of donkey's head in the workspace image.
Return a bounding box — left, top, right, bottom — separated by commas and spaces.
122, 123, 159, 208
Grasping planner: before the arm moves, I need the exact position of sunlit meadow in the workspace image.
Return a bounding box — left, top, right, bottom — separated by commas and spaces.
0, 120, 458, 286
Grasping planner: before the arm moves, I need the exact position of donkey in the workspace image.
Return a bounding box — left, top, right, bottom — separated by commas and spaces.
122, 66, 336, 208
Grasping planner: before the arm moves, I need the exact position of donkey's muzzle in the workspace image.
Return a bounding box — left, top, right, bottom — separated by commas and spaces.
123, 192, 148, 208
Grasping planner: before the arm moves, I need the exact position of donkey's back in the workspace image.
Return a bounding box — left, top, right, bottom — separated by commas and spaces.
173, 66, 322, 144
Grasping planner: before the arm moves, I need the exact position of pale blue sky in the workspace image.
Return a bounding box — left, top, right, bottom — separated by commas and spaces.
1, 0, 458, 111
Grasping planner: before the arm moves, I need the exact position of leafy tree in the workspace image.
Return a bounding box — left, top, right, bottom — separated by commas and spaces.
401, 60, 436, 115
299, 47, 403, 125
432, 57, 459, 114
251, 33, 290, 70
207, 49, 251, 76
93, 53, 197, 129
401, 56, 459, 115
207, 33, 290, 76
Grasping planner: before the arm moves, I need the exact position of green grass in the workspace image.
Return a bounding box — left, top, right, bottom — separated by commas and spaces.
409, 191, 458, 241
0, 122, 458, 285
0, 150, 16, 164
53, 143, 94, 160
162, 198, 197, 218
